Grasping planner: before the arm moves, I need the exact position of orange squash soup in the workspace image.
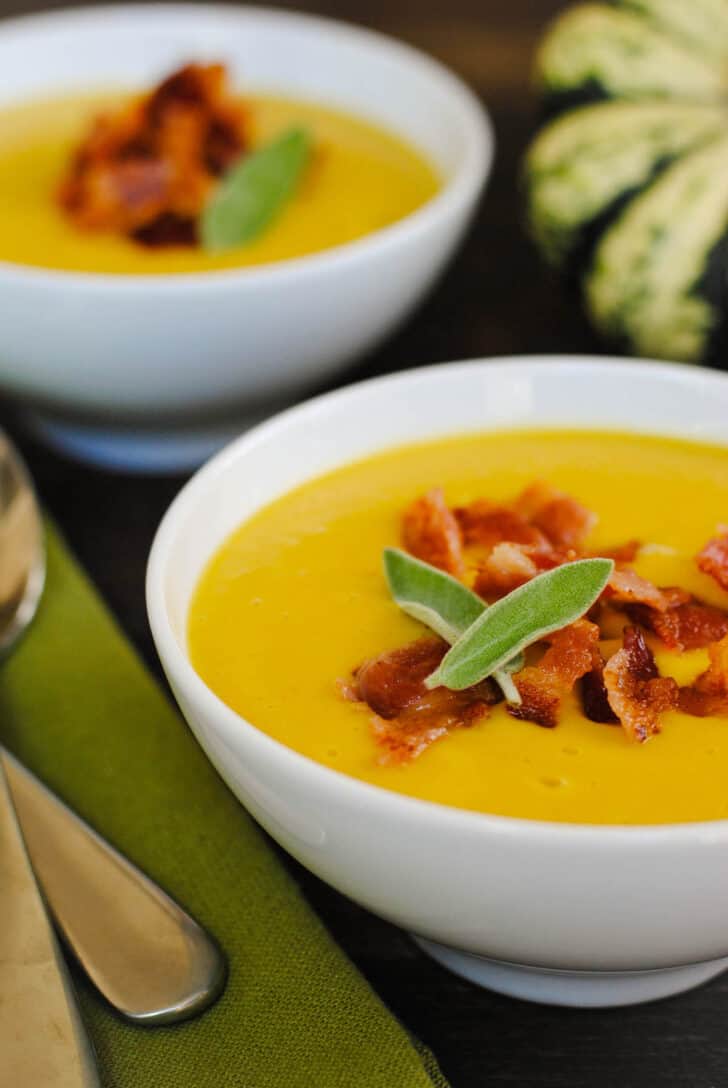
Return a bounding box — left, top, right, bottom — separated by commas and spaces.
188, 430, 728, 825
0, 77, 438, 274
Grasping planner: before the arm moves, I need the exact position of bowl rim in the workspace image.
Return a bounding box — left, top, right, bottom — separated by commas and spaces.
147, 354, 728, 845
0, 2, 493, 292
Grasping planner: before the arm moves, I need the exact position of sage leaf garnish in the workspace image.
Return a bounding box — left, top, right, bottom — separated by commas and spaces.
384, 547, 483, 643
383, 548, 524, 703
425, 558, 613, 693
201, 126, 311, 252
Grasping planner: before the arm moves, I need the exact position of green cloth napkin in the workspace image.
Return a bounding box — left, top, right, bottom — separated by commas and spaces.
0, 524, 449, 1088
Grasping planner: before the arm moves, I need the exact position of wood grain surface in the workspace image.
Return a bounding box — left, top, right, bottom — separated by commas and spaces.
2, 3, 723, 1085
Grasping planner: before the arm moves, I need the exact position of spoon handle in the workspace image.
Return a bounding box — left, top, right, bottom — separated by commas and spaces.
2, 749, 227, 1025
0, 760, 99, 1086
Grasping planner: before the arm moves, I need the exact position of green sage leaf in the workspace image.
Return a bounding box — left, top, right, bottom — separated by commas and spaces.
201, 126, 311, 252
383, 547, 484, 643
426, 557, 614, 692
383, 548, 524, 703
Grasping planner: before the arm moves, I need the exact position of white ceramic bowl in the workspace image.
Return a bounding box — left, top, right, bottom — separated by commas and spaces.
148, 356, 728, 1008
0, 4, 491, 472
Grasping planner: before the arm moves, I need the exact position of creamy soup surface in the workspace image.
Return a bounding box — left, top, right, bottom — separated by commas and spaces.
188, 430, 728, 825
0, 92, 439, 273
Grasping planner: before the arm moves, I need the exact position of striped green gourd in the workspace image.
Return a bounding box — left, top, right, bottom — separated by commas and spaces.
524, 0, 728, 365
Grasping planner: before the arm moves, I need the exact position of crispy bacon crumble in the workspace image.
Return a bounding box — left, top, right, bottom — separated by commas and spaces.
626, 597, 728, 651
401, 488, 465, 577
473, 541, 550, 599
508, 620, 600, 729
58, 63, 247, 246
603, 568, 681, 612
590, 539, 641, 566
343, 481, 728, 761
580, 655, 619, 724
603, 627, 678, 742
679, 635, 728, 718
514, 481, 596, 551
351, 637, 500, 763
697, 530, 728, 593
454, 501, 549, 550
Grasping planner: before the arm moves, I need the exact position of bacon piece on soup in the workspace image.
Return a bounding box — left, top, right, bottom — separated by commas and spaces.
353, 638, 447, 719
58, 63, 247, 243
434, 482, 598, 596
514, 481, 597, 551
603, 626, 678, 742
580, 653, 619, 724
511, 481, 559, 521
507, 620, 601, 729
455, 496, 566, 598
456, 483, 596, 553
401, 489, 465, 577
679, 635, 728, 717
473, 542, 542, 599
369, 691, 491, 764
589, 539, 641, 565
659, 586, 695, 608
146, 64, 245, 175
351, 637, 500, 763
454, 501, 549, 550
132, 211, 197, 247
627, 597, 728, 651
603, 568, 682, 612
697, 531, 728, 593
473, 539, 567, 600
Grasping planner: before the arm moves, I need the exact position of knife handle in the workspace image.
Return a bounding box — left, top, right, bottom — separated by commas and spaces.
2, 750, 227, 1025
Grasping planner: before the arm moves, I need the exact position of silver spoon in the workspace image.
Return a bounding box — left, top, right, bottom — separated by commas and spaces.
0, 433, 226, 1025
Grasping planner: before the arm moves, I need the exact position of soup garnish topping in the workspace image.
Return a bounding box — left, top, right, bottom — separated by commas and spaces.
679, 637, 728, 718
602, 626, 679, 743
200, 126, 310, 252
57, 63, 310, 251
697, 529, 728, 593
346, 639, 501, 765
345, 482, 728, 763
383, 547, 524, 702
424, 558, 612, 693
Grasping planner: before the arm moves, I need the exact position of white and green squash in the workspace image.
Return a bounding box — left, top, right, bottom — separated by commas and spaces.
525, 0, 728, 364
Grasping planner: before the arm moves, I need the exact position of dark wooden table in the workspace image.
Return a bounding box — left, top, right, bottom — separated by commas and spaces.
2, 2, 726, 1085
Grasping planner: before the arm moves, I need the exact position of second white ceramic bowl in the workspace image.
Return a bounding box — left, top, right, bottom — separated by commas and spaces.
148, 356, 728, 1007
0, 4, 491, 470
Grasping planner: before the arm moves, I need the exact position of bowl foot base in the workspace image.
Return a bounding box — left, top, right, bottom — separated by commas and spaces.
21, 405, 284, 474
411, 936, 728, 1007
